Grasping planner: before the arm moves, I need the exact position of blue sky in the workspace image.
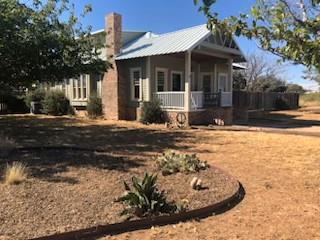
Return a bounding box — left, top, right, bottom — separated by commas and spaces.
73, 0, 317, 90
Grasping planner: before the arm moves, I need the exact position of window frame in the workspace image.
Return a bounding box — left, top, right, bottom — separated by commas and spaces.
130, 67, 142, 101
155, 67, 168, 92
171, 71, 183, 92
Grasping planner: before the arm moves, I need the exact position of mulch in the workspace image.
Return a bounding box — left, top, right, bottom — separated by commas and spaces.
0, 148, 238, 240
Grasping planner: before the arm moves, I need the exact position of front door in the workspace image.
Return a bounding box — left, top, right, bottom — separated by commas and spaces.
172, 72, 183, 91
202, 74, 212, 93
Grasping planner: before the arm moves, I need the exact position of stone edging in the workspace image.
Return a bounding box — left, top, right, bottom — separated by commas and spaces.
29, 183, 245, 240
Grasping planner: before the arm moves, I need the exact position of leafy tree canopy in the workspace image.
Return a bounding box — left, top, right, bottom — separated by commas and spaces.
0, 0, 109, 90
194, 0, 320, 69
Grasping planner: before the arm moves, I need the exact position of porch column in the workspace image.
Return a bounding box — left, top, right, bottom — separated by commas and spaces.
228, 58, 233, 92
184, 51, 191, 111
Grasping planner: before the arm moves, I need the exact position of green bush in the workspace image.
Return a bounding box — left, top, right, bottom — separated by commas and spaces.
274, 97, 290, 110
42, 90, 73, 116
155, 150, 209, 175
140, 99, 163, 124
87, 94, 103, 119
24, 88, 46, 108
116, 173, 182, 218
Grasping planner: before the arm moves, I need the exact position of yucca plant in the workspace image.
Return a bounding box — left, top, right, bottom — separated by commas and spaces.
117, 173, 180, 217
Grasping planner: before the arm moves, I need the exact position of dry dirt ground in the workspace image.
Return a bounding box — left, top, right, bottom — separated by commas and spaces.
0, 112, 319, 240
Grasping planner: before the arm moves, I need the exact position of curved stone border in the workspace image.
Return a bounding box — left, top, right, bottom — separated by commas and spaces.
30, 183, 245, 240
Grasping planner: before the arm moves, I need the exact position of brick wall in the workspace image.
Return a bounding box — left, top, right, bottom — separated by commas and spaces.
102, 13, 127, 120
163, 107, 233, 126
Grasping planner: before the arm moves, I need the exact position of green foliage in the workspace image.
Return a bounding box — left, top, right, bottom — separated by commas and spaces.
286, 84, 306, 94
274, 97, 290, 110
87, 94, 103, 119
24, 88, 46, 108
42, 90, 73, 116
194, 0, 320, 70
140, 99, 163, 124
117, 173, 181, 217
0, 0, 109, 89
233, 71, 247, 90
156, 150, 208, 175
251, 76, 287, 92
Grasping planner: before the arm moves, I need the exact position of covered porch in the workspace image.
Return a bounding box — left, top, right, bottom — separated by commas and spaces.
149, 50, 234, 111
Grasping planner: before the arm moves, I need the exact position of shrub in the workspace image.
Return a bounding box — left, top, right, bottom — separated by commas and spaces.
156, 150, 208, 175
274, 97, 289, 110
140, 99, 163, 124
4, 162, 28, 185
116, 173, 181, 217
87, 94, 103, 119
0, 136, 16, 158
42, 90, 73, 116
24, 88, 46, 108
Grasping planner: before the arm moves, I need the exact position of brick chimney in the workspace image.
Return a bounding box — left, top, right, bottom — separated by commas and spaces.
102, 13, 125, 120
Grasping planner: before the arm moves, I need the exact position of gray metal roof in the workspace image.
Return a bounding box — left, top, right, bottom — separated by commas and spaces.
115, 24, 212, 60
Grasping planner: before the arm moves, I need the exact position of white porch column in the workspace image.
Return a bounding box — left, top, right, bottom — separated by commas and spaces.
184, 51, 191, 111
146, 56, 151, 101
228, 58, 233, 92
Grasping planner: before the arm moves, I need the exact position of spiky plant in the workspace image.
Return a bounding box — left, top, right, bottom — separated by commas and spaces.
117, 173, 180, 217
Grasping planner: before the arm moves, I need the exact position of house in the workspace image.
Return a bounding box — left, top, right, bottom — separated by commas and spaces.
53, 13, 246, 125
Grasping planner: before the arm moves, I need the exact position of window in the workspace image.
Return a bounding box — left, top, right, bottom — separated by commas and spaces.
73, 79, 78, 99
218, 73, 227, 92
82, 75, 87, 99
130, 68, 141, 100
171, 71, 183, 91
156, 68, 167, 92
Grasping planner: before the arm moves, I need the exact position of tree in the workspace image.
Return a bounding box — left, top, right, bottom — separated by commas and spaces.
286, 83, 306, 93
0, 0, 109, 90
303, 68, 320, 85
194, 0, 320, 70
252, 75, 287, 92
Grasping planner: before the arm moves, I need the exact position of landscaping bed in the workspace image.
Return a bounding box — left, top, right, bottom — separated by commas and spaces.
0, 148, 239, 240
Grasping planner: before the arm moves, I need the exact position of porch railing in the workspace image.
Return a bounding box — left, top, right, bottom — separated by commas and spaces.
153, 92, 185, 110
221, 92, 233, 107
153, 91, 232, 110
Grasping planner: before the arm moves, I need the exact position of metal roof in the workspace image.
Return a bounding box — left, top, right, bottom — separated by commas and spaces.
115, 24, 212, 60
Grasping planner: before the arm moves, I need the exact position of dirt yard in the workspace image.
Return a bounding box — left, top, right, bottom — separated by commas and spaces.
0, 113, 319, 239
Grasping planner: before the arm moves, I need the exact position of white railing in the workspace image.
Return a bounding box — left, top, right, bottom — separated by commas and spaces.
154, 91, 232, 109
191, 91, 204, 110
153, 92, 185, 109
221, 92, 233, 107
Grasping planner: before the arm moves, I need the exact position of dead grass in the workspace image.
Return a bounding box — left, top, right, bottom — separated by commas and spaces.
0, 136, 16, 158
4, 162, 28, 185
0, 114, 319, 239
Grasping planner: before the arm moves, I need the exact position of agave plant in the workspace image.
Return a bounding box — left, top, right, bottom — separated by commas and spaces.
117, 173, 180, 217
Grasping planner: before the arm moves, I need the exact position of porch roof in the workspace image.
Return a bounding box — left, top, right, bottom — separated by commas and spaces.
115, 24, 245, 62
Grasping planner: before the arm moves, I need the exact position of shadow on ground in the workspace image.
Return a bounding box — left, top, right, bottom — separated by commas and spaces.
237, 111, 320, 129
0, 115, 200, 183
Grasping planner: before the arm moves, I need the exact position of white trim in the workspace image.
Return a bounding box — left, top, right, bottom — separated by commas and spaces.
189, 32, 211, 51
130, 67, 142, 101
155, 67, 168, 92
171, 71, 183, 92
200, 41, 243, 56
